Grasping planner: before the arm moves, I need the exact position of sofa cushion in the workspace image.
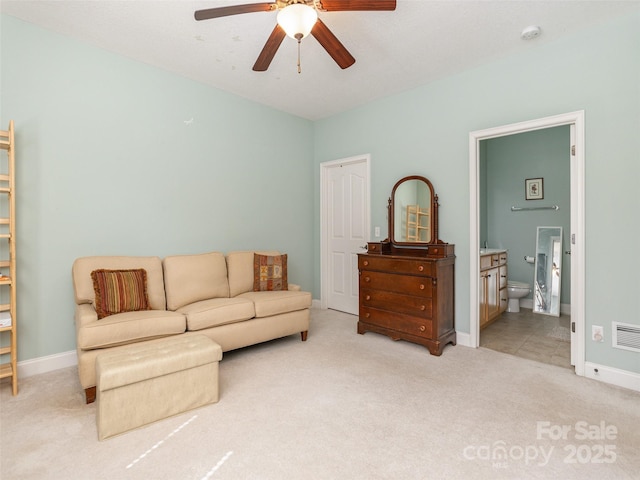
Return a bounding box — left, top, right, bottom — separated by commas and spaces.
227, 250, 280, 297
163, 252, 230, 311
178, 297, 255, 331
253, 253, 288, 291
73, 256, 167, 310
91, 269, 151, 319
237, 290, 312, 318
77, 310, 186, 350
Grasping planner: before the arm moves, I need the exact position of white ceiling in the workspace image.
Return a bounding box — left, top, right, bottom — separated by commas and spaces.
2, 0, 638, 120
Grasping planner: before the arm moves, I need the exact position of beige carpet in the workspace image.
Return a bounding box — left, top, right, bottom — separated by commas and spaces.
1, 308, 639, 479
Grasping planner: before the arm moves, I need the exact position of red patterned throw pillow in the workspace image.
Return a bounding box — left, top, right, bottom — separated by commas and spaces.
91, 269, 151, 319
253, 254, 288, 292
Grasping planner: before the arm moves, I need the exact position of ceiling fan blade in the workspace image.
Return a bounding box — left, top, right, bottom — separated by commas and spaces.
318, 0, 396, 11
253, 25, 287, 71
195, 2, 276, 21
311, 19, 356, 69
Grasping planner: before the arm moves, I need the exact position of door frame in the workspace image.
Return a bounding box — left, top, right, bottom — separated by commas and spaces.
468, 111, 585, 376
320, 154, 371, 310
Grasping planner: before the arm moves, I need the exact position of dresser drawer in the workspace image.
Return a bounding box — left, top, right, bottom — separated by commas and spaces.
499, 265, 507, 289
359, 255, 433, 277
480, 253, 508, 270
361, 288, 433, 318
360, 271, 434, 297
500, 287, 508, 312
366, 242, 390, 255
360, 307, 433, 339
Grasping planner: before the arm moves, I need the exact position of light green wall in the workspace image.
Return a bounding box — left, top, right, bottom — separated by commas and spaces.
0, 16, 314, 361
482, 126, 571, 305
2, 10, 639, 375
314, 10, 640, 373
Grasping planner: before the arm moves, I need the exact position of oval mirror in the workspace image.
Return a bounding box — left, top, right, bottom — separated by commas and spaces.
389, 175, 437, 245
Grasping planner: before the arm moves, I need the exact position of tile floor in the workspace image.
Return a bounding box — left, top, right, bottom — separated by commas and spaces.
480, 307, 572, 369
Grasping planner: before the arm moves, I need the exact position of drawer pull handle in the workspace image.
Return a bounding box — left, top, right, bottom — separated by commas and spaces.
419, 325, 426, 332
365, 295, 371, 301
418, 265, 424, 272
419, 284, 425, 290
365, 277, 370, 282
365, 313, 370, 318
363, 260, 369, 266
420, 305, 426, 311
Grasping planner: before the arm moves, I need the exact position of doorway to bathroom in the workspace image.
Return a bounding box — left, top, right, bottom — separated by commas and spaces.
468, 111, 585, 377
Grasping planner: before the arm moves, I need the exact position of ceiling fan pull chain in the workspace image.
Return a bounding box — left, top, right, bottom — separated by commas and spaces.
297, 38, 302, 74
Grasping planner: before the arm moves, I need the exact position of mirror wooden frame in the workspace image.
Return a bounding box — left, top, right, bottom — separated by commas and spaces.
388, 175, 441, 246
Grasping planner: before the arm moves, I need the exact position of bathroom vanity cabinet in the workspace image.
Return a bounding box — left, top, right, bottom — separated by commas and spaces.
480, 251, 508, 328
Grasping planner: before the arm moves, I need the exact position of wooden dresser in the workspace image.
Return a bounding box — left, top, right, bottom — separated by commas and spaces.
358, 245, 456, 356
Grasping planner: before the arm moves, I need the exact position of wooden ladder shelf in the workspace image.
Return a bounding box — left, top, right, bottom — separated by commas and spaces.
0, 120, 18, 396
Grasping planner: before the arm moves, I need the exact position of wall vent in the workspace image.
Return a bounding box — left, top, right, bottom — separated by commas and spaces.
612, 322, 640, 353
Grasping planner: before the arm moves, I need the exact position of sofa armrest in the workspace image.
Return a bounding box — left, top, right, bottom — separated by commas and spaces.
75, 303, 98, 327
287, 284, 301, 292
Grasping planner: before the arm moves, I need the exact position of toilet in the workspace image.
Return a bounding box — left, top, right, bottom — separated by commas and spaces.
506, 281, 531, 313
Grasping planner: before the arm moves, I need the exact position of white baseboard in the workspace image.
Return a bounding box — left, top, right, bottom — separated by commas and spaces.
584, 362, 640, 392
520, 299, 571, 315
455, 331, 472, 348
18, 350, 77, 379
521, 299, 533, 309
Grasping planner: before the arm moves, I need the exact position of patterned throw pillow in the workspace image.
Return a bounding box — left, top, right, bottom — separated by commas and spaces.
91, 269, 151, 319
253, 254, 288, 292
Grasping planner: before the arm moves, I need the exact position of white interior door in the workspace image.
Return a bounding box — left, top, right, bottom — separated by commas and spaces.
321, 156, 370, 315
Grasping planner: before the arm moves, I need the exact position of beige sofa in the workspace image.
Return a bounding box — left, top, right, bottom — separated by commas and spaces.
72, 251, 311, 403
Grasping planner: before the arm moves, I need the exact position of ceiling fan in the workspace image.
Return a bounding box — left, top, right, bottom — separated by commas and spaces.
194, 0, 397, 72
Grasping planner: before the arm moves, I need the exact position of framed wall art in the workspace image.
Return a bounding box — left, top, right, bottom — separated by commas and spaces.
525, 177, 543, 200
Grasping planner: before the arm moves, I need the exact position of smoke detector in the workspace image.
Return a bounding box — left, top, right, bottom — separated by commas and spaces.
521, 25, 542, 40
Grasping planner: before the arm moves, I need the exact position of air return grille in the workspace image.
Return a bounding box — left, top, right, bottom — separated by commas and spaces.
612, 322, 640, 353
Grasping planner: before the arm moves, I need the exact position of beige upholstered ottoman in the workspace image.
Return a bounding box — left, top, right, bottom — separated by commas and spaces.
96, 335, 222, 440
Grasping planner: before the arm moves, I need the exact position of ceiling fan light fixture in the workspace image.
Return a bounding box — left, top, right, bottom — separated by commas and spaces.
277, 3, 318, 40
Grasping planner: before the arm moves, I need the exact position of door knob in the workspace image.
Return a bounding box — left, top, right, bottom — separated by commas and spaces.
360, 245, 368, 250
